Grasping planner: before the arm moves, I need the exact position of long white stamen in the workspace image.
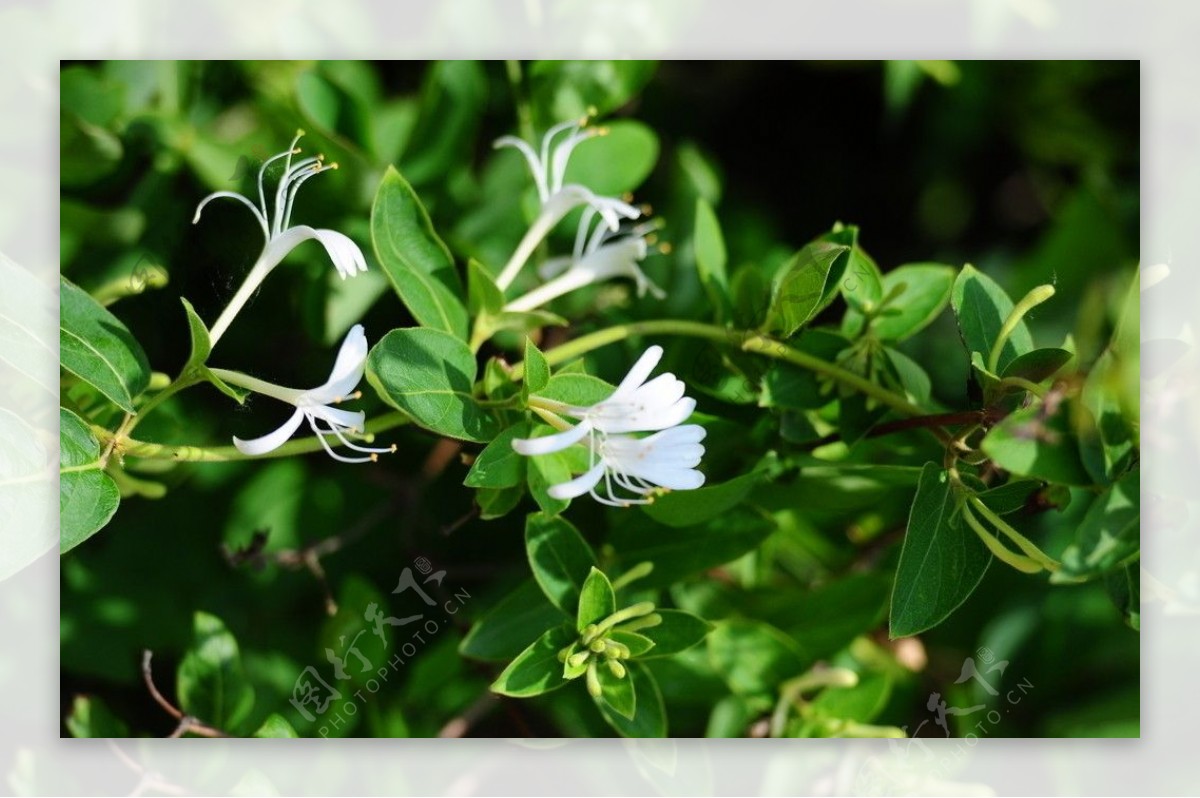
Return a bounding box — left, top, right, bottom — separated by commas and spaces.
193, 192, 270, 241
326, 421, 394, 455
257, 143, 301, 222
539, 120, 579, 185
273, 156, 322, 235
550, 129, 596, 193
309, 416, 374, 464
282, 163, 336, 231
574, 206, 599, 261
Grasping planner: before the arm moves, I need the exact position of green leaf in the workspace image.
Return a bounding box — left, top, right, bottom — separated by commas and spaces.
1104, 562, 1140, 631
981, 403, 1092, 486
595, 659, 637, 720
638, 610, 712, 658
562, 119, 659, 196
761, 573, 890, 662
1058, 467, 1139, 579
466, 257, 504, 317
464, 422, 529, 489
60, 276, 150, 413
608, 630, 657, 658
764, 242, 849, 338
529, 60, 657, 123
179, 298, 247, 403
59, 407, 119, 553
730, 262, 771, 329
890, 463, 992, 638
370, 166, 468, 339
536, 372, 613, 406
526, 445, 573, 517
525, 513, 598, 615
318, 577, 389, 693
176, 612, 255, 732
577, 567, 616, 631
808, 673, 893, 725
401, 60, 487, 186
596, 661, 666, 738
460, 579, 564, 661
976, 480, 1041, 515
366, 327, 499, 442
253, 714, 299, 738
522, 338, 551, 401
1002, 347, 1073, 384
65, 695, 128, 738
708, 619, 808, 695
641, 466, 765, 528
1081, 348, 1137, 481
694, 198, 731, 317
490, 624, 575, 697
477, 484, 525, 520
951, 264, 1033, 372
610, 510, 775, 587
849, 263, 955, 342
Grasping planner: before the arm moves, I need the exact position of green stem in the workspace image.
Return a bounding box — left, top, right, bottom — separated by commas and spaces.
518, 319, 929, 422
208, 368, 305, 404
98, 411, 410, 463
505, 59, 536, 143
124, 373, 201, 436
961, 502, 1043, 574
968, 495, 1061, 571
987, 284, 1055, 373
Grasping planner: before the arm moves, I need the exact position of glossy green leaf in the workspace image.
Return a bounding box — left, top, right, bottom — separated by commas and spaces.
981, 404, 1092, 486
522, 338, 551, 400
596, 658, 637, 720
641, 467, 765, 528
731, 262, 771, 329
638, 610, 712, 658
708, 619, 808, 695
490, 624, 575, 697
610, 510, 775, 587
976, 480, 1041, 515
1002, 347, 1073, 384
764, 243, 849, 338
477, 484, 525, 520
562, 120, 659, 196
536, 372, 614, 407
608, 630, 657, 658
253, 714, 299, 738
366, 327, 499, 442
460, 579, 564, 661
529, 60, 657, 123
1105, 562, 1140, 631
467, 257, 504, 317
464, 422, 529, 489
596, 661, 666, 738
176, 612, 255, 732
65, 695, 128, 738
1058, 467, 1139, 579
59, 407, 119, 553
60, 276, 150, 413
890, 463, 992, 638
849, 263, 955, 342
808, 673, 893, 724
370, 166, 468, 339
951, 264, 1033, 371
577, 567, 616, 631
525, 513, 598, 615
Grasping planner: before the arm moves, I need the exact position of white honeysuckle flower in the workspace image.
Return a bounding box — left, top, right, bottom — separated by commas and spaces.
217, 325, 395, 464
505, 213, 666, 313
195, 131, 368, 345
547, 425, 707, 508
494, 117, 643, 290
511, 345, 705, 506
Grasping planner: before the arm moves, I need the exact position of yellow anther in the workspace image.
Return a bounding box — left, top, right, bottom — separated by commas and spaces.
645, 234, 659, 245
330, 162, 339, 170
622, 192, 635, 203
389, 444, 398, 453
296, 128, 306, 137
658, 243, 673, 255
640, 203, 653, 215
370, 453, 379, 463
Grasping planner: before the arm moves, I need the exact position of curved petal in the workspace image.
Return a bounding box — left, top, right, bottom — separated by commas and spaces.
610, 345, 664, 400
311, 324, 368, 401
193, 191, 269, 240
310, 228, 369, 280
232, 407, 306, 456
306, 404, 366, 432
512, 420, 592, 456
548, 461, 606, 500
495, 135, 548, 200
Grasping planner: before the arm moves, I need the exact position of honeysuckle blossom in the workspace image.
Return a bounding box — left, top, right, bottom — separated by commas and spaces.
194, 131, 368, 345
494, 116, 642, 289
512, 345, 705, 506
212, 325, 394, 464
504, 212, 666, 313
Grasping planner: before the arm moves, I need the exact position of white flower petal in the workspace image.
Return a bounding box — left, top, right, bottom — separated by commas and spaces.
611, 345, 664, 399
310, 228, 369, 280
512, 419, 592, 456
307, 404, 366, 432
547, 461, 606, 500
232, 407, 306, 456
311, 324, 368, 401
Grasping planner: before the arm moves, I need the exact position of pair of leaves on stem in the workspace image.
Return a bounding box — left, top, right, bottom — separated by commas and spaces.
475, 513, 712, 737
